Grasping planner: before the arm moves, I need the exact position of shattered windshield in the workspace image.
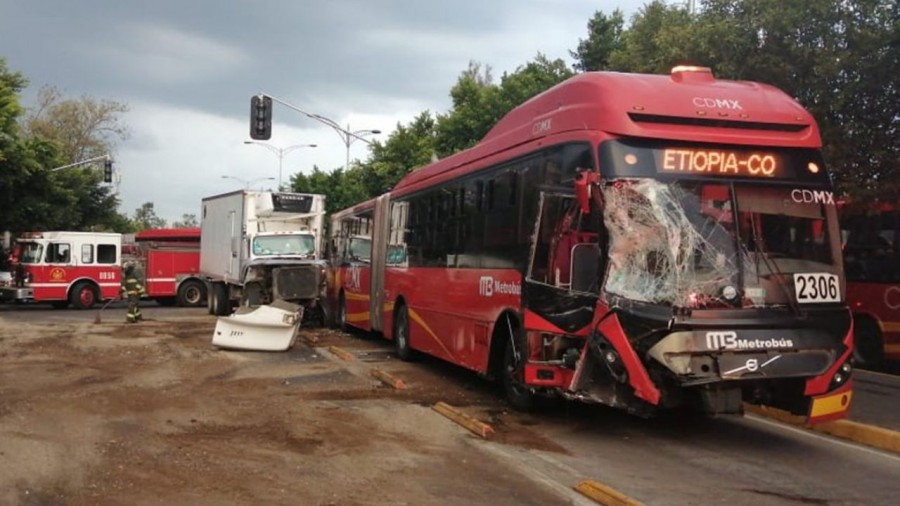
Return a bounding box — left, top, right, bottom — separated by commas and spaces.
252, 234, 315, 257
602, 180, 841, 308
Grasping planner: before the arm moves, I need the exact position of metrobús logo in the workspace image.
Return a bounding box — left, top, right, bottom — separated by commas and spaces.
478, 276, 521, 297
705, 331, 794, 350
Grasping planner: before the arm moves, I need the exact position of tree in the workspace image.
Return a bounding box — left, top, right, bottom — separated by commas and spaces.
172, 214, 199, 228
363, 111, 437, 194
434, 55, 573, 157
570, 9, 626, 72
132, 202, 167, 230
291, 166, 367, 214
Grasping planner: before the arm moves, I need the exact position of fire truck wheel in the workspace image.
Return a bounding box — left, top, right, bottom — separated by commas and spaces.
177, 280, 206, 307
69, 281, 98, 310
502, 334, 536, 411
393, 304, 414, 361
854, 318, 884, 370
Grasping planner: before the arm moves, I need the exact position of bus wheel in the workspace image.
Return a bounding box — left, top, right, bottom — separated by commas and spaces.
177, 280, 206, 307
854, 318, 884, 370
69, 282, 97, 310
502, 333, 536, 411
394, 304, 414, 361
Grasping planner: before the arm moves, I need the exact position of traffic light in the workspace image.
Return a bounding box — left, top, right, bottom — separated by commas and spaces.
103, 159, 113, 183
250, 95, 272, 140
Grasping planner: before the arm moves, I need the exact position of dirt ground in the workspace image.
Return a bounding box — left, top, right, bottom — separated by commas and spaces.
0, 313, 576, 506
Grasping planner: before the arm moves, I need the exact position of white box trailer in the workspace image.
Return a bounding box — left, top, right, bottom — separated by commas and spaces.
200, 190, 327, 324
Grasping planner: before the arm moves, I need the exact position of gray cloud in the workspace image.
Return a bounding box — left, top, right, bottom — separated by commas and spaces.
2, 0, 645, 222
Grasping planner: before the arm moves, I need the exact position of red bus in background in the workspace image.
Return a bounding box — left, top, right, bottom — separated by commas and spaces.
840, 202, 900, 368
127, 228, 206, 307
329, 67, 853, 424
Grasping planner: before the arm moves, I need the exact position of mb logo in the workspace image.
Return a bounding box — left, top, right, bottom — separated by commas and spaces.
479, 276, 494, 297
706, 331, 737, 350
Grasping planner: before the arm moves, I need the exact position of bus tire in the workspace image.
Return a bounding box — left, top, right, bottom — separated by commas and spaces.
394, 304, 414, 361
176, 279, 206, 307
854, 318, 884, 370
69, 281, 98, 310
502, 332, 536, 411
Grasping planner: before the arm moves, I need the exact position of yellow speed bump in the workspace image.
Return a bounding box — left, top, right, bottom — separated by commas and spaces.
327, 345, 355, 362
370, 368, 407, 389
575, 480, 644, 506
432, 401, 494, 439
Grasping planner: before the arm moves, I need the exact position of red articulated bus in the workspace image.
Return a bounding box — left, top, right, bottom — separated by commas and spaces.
328, 67, 853, 423
127, 228, 206, 307
839, 202, 900, 368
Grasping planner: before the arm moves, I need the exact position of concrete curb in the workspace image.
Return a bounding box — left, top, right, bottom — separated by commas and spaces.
574, 480, 644, 506
370, 368, 407, 389
432, 401, 494, 439
327, 345, 355, 362
744, 404, 900, 454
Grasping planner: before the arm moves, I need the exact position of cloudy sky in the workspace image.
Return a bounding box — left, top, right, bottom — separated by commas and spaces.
2, 0, 648, 223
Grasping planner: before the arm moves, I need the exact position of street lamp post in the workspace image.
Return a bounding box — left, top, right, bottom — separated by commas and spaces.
243, 141, 316, 190
250, 93, 380, 171
221, 175, 275, 190
309, 115, 380, 171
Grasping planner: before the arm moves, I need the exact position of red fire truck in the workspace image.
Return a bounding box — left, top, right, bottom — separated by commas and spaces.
0, 231, 122, 309
126, 228, 206, 307
328, 67, 853, 424
840, 202, 900, 368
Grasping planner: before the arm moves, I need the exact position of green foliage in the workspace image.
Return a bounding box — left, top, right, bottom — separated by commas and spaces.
172, 214, 199, 228
434, 54, 573, 157
0, 60, 134, 234
290, 166, 367, 214
570, 9, 626, 71
574, 0, 898, 200
132, 202, 167, 231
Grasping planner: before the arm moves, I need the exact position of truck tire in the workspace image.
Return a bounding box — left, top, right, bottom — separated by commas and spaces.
177, 279, 206, 307
210, 282, 230, 316
69, 281, 98, 310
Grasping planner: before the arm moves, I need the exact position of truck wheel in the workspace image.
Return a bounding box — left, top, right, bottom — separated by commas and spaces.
211, 282, 230, 316
393, 304, 414, 361
854, 318, 884, 370
69, 282, 98, 310
177, 279, 206, 307
502, 328, 536, 411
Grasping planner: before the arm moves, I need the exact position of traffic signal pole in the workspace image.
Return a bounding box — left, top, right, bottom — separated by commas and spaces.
51, 154, 115, 183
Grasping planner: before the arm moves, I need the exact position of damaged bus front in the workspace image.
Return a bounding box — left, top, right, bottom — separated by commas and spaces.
523, 140, 853, 424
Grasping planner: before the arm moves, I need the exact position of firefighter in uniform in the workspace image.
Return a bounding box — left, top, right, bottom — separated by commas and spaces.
120, 262, 145, 323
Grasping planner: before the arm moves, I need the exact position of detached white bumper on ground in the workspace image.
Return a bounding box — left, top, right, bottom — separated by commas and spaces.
212, 299, 303, 351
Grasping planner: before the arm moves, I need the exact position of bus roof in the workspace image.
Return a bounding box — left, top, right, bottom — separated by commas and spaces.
393, 67, 820, 195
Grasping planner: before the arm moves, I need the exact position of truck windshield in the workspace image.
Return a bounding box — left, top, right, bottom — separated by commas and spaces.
252, 234, 315, 257
601, 180, 842, 309
18, 242, 44, 264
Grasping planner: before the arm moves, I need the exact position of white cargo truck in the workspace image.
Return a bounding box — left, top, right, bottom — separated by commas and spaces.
200, 190, 327, 325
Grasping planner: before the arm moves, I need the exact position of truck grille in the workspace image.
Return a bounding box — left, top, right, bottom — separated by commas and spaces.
272, 266, 321, 300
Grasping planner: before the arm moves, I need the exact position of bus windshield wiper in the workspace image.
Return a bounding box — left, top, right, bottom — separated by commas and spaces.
748, 213, 801, 316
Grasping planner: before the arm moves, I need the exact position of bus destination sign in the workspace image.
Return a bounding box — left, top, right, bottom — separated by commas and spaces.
659, 148, 783, 178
